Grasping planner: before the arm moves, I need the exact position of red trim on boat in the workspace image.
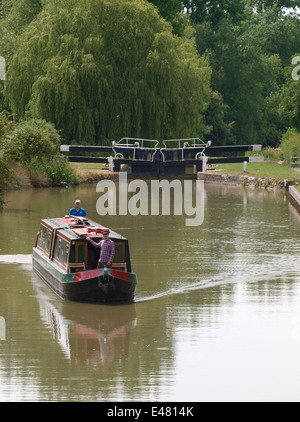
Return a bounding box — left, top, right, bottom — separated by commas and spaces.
73, 269, 101, 282
73, 269, 132, 283
109, 269, 131, 282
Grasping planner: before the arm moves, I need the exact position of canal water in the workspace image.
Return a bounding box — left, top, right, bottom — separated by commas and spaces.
0, 181, 300, 402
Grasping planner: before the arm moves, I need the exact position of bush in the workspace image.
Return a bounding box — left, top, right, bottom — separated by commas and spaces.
26, 166, 52, 188
0, 111, 15, 139
0, 156, 14, 209
2, 119, 60, 165
261, 147, 283, 162
280, 128, 300, 164
30, 155, 78, 186
1, 117, 77, 189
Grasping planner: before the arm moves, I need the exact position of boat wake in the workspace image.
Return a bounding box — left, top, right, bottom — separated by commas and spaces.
135, 275, 227, 303
0, 254, 32, 265
135, 253, 300, 303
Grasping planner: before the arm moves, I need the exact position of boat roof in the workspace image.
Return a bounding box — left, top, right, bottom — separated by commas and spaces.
40, 217, 125, 241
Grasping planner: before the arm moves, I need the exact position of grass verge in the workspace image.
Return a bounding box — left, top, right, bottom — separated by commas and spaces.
211, 161, 300, 181
70, 162, 116, 183
70, 161, 300, 183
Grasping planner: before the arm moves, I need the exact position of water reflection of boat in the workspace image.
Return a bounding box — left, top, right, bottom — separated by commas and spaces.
63, 304, 137, 368
32, 216, 137, 303
33, 273, 137, 368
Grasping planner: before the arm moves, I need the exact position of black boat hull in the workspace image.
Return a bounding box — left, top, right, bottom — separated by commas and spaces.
32, 250, 137, 303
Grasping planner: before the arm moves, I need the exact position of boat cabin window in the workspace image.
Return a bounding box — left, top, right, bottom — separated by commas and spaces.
68, 241, 88, 272
53, 235, 70, 269
114, 242, 125, 263
37, 224, 53, 256
65, 244, 70, 265
76, 243, 86, 263
57, 239, 62, 259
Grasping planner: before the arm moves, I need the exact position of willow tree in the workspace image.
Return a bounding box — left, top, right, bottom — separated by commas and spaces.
4, 0, 211, 144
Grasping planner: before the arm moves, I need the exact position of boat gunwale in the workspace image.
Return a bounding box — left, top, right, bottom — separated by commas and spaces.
32, 250, 137, 303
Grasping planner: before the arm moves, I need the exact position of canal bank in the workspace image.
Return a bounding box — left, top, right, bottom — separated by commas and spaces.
197, 171, 300, 209
3, 161, 300, 209
7, 163, 118, 190
197, 172, 287, 189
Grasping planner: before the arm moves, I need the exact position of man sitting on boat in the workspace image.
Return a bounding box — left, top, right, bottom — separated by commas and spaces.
86, 229, 115, 268
69, 199, 87, 217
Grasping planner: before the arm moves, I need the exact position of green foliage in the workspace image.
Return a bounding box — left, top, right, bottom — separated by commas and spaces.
0, 156, 13, 209
146, 0, 186, 34
0, 110, 15, 139
250, 0, 299, 13
183, 0, 299, 25
0, 0, 43, 66
280, 128, 300, 164
195, 7, 300, 146
147, 0, 182, 21
3, 0, 211, 143
30, 155, 78, 185
0, 110, 15, 207
246, 8, 300, 68
0, 0, 42, 31
0, 113, 76, 189
1, 0, 299, 149
196, 18, 280, 145
0, 0, 44, 113
203, 91, 235, 145
2, 119, 60, 165
260, 147, 283, 162
279, 55, 300, 132
182, 0, 248, 25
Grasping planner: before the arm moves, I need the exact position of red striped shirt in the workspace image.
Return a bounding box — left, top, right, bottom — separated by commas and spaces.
89, 238, 115, 263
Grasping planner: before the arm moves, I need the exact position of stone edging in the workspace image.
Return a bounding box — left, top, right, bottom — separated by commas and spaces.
197, 172, 286, 189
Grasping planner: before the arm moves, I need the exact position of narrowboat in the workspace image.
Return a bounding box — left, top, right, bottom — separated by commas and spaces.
32, 216, 137, 303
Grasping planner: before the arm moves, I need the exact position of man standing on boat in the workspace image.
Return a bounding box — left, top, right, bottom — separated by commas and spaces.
69, 199, 87, 217
86, 229, 115, 268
